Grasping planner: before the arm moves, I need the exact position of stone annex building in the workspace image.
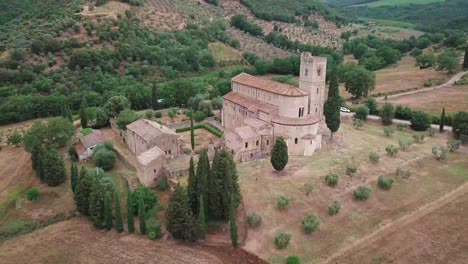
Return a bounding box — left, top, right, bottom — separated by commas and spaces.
222, 52, 327, 162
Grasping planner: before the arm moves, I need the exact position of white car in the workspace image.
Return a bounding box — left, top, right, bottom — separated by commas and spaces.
340, 107, 351, 113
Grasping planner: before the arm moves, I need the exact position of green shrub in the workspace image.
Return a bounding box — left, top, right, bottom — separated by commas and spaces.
156, 178, 169, 191
274, 231, 291, 249
395, 168, 411, 179
93, 147, 116, 171
353, 118, 364, 129
354, 105, 369, 121
411, 111, 431, 131
377, 176, 394, 190
26, 188, 40, 201
154, 111, 162, 118
301, 213, 320, 234
304, 182, 313, 195
412, 133, 425, 143
325, 173, 339, 187
385, 145, 399, 156
383, 127, 394, 137
447, 139, 461, 152
380, 103, 394, 125
247, 212, 262, 228
346, 164, 357, 176
277, 195, 290, 210
427, 127, 436, 137
146, 219, 162, 240
354, 186, 371, 201
145, 110, 153, 119
286, 256, 302, 264
68, 146, 78, 161
369, 152, 380, 164
397, 123, 407, 131
193, 111, 206, 122
328, 201, 341, 216
398, 138, 412, 151
432, 145, 447, 161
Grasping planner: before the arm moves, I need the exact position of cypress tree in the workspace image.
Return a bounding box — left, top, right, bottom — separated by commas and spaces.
208, 150, 223, 219
79, 98, 88, 128
43, 149, 66, 187
324, 73, 342, 139
440, 107, 446, 133
75, 167, 92, 216
196, 149, 210, 215
151, 80, 158, 110
187, 156, 198, 215
104, 191, 113, 230
89, 175, 113, 229
71, 163, 78, 193
166, 185, 195, 241
63, 104, 73, 123
229, 195, 238, 248
190, 109, 195, 150
464, 46, 468, 69
138, 196, 147, 234
126, 190, 135, 233
115, 193, 124, 233
271, 137, 288, 171
197, 195, 206, 239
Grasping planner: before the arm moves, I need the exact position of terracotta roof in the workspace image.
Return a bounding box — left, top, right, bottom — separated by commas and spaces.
242, 118, 268, 130
75, 143, 86, 155
271, 115, 320, 126
223, 92, 277, 114
126, 119, 177, 142
232, 73, 308, 97
137, 146, 165, 166
234, 126, 259, 140
79, 130, 106, 149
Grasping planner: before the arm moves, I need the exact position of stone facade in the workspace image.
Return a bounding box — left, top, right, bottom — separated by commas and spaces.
221, 52, 326, 161
125, 119, 180, 186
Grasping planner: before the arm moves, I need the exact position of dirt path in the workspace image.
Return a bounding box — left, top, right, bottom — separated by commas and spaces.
321, 182, 468, 264
375, 70, 468, 102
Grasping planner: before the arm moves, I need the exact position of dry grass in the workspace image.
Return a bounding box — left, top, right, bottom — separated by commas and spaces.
238, 119, 468, 263
81, 1, 130, 20
383, 85, 468, 114
333, 191, 468, 264
178, 128, 221, 152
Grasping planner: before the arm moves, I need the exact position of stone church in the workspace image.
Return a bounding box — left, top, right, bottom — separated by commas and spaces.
221, 52, 327, 162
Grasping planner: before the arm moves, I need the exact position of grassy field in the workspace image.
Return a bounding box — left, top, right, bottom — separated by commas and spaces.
361, 0, 445, 7
208, 42, 242, 64
350, 55, 447, 98
238, 119, 468, 263
384, 85, 468, 115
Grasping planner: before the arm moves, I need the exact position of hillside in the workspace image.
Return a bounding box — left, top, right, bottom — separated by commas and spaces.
330, 0, 468, 30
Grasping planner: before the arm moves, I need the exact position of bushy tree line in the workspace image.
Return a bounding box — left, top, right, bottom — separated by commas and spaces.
230, 15, 263, 37
343, 35, 413, 71
23, 117, 74, 186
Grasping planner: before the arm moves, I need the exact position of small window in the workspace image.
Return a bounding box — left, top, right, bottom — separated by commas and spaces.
168, 150, 171, 155
310, 141, 313, 145
256, 140, 259, 146
267, 140, 269, 146
250, 153, 253, 158
245, 142, 248, 148
317, 68, 322, 77
154, 169, 156, 173
295, 138, 298, 144
317, 88, 319, 94
305, 68, 308, 76
316, 107, 318, 113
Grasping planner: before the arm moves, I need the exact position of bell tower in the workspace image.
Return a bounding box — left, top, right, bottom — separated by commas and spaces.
299, 52, 327, 119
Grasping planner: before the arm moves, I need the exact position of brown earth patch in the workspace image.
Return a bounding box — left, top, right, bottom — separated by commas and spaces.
0, 217, 266, 264
383, 85, 468, 114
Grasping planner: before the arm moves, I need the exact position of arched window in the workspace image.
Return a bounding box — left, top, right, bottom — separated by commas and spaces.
295, 138, 298, 144
317, 67, 322, 77
305, 68, 308, 76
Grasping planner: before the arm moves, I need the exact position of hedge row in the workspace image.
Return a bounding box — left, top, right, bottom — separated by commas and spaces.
176, 123, 223, 138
